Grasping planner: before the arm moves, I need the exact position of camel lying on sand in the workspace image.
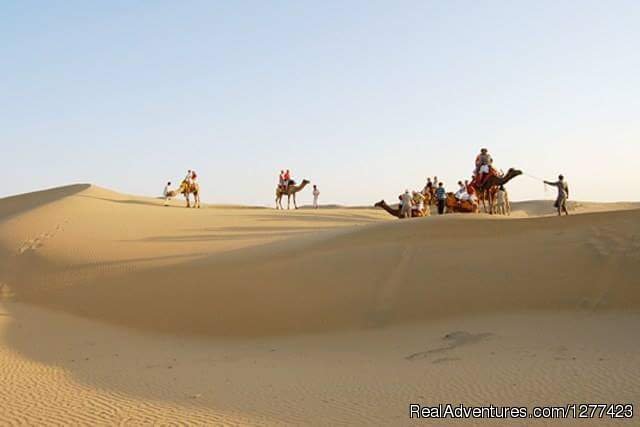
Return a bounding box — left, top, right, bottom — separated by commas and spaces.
445, 193, 478, 213
374, 200, 430, 219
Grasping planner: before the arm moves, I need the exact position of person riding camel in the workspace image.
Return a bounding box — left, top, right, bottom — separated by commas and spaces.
278, 170, 286, 191
283, 169, 292, 190
474, 148, 494, 187
412, 191, 425, 213
185, 170, 193, 185
465, 179, 478, 202
423, 177, 433, 195
455, 181, 468, 200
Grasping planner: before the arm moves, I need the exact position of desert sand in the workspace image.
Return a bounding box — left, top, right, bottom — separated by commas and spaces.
1, 184, 639, 425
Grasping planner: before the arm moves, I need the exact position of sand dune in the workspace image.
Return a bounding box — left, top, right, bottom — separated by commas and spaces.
1, 185, 639, 425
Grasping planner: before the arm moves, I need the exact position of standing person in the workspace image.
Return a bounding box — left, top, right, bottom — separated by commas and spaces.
400, 190, 413, 218
495, 185, 507, 215
163, 181, 172, 206
436, 182, 447, 215
312, 185, 320, 209
544, 175, 570, 216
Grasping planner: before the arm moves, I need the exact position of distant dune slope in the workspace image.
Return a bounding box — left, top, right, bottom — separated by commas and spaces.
1, 185, 639, 337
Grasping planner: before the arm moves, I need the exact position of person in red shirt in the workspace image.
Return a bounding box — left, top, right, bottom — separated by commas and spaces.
283, 169, 292, 190
465, 179, 477, 201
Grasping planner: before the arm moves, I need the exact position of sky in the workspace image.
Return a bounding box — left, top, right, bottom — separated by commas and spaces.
2, 0, 639, 206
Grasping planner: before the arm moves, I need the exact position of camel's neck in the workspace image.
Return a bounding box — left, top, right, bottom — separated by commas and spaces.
292, 181, 308, 193
496, 171, 519, 186
377, 201, 400, 218
479, 170, 520, 190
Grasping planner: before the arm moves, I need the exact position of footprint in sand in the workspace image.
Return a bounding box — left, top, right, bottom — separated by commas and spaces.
17, 224, 65, 255
405, 331, 493, 361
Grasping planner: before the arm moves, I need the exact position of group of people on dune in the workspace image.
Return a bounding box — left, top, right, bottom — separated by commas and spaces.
393, 147, 570, 218
397, 148, 510, 217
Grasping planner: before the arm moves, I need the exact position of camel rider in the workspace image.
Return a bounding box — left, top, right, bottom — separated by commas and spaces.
185, 170, 193, 185
400, 190, 413, 218
191, 170, 197, 183
465, 179, 478, 203
423, 177, 433, 194
455, 181, 468, 200
412, 191, 425, 213
278, 170, 286, 191
474, 148, 494, 186
283, 169, 292, 190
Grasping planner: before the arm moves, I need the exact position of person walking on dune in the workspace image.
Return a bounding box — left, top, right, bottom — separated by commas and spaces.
436, 182, 446, 215
544, 175, 569, 216
312, 185, 320, 209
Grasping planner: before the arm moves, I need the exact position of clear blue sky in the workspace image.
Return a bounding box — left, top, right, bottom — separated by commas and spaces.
2, 0, 638, 206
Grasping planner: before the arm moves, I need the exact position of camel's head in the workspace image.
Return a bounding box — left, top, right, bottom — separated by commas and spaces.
301, 179, 310, 185
374, 200, 384, 208
506, 168, 523, 178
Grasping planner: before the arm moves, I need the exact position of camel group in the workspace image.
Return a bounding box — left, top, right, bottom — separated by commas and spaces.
164, 166, 522, 214
375, 168, 522, 218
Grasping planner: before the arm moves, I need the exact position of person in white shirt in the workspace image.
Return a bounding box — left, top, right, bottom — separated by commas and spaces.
454, 181, 469, 200
400, 190, 413, 218
412, 191, 425, 214
184, 170, 193, 185
495, 185, 509, 215
163, 181, 173, 206
312, 185, 320, 209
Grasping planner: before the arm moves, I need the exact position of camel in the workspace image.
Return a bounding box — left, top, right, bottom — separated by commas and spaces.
374, 200, 430, 219
175, 180, 200, 208
472, 168, 522, 214
275, 179, 310, 209
445, 193, 479, 213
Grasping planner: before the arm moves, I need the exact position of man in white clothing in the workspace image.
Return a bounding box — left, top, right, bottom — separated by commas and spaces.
163, 181, 173, 206
312, 185, 320, 209
400, 190, 413, 218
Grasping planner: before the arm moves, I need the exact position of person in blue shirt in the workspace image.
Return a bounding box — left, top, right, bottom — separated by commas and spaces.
435, 182, 447, 215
